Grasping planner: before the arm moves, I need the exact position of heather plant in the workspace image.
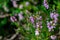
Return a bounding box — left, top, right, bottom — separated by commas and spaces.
0, 0, 60, 40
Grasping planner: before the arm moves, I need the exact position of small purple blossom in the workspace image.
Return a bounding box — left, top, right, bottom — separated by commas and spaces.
36, 22, 39, 28
50, 35, 57, 40
53, 20, 57, 24
40, 26, 43, 29
39, 16, 42, 20
25, 2, 29, 6
44, 0, 47, 3
44, 3, 49, 9
18, 12, 23, 20
50, 12, 59, 24
43, 0, 49, 9
19, 4, 23, 9
12, 1, 18, 8
47, 21, 54, 31
53, 13, 59, 20
10, 16, 17, 22
50, 13, 54, 19
47, 12, 59, 31
30, 16, 34, 23
36, 22, 42, 29
50, 13, 59, 19
39, 22, 43, 28
35, 29, 39, 36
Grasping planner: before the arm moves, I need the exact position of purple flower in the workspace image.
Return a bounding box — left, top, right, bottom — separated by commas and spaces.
43, 0, 49, 9
39, 22, 43, 28
39, 16, 42, 20
35, 29, 39, 36
18, 12, 23, 20
47, 21, 50, 26
44, 0, 47, 4
30, 16, 34, 23
50, 13, 54, 19
10, 16, 17, 22
48, 26, 54, 31
50, 13, 59, 24
47, 22, 54, 31
53, 13, 59, 20
40, 26, 42, 29
36, 16, 43, 28
44, 3, 49, 9
53, 20, 57, 24
12, 1, 18, 8
50, 35, 56, 40
19, 4, 23, 9
25, 2, 29, 6
36, 22, 42, 29
50, 13, 59, 19
36, 22, 39, 28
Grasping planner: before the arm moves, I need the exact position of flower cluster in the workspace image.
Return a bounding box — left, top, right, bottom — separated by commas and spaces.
47, 21, 54, 31
35, 16, 43, 36
50, 12, 59, 23
47, 12, 59, 31
0, 0, 60, 40
43, 0, 49, 9
36, 16, 42, 28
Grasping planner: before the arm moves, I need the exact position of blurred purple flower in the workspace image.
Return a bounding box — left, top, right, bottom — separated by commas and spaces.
12, 1, 18, 8
50, 13, 54, 19
53, 13, 59, 20
40, 26, 42, 29
36, 16, 42, 28
39, 22, 43, 28
50, 35, 57, 40
53, 20, 57, 24
43, 0, 49, 9
10, 16, 17, 22
44, 3, 49, 9
47, 12, 59, 31
19, 4, 23, 9
47, 22, 54, 31
30, 16, 34, 24
50, 13, 59, 19
35, 29, 39, 36
44, 0, 47, 3
39, 16, 42, 20
50, 13, 59, 24
48, 26, 54, 31
36, 22, 42, 29
18, 13, 23, 20
36, 22, 39, 28
25, 2, 29, 6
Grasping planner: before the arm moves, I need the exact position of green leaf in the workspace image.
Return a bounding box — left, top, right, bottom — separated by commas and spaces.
0, 18, 7, 27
